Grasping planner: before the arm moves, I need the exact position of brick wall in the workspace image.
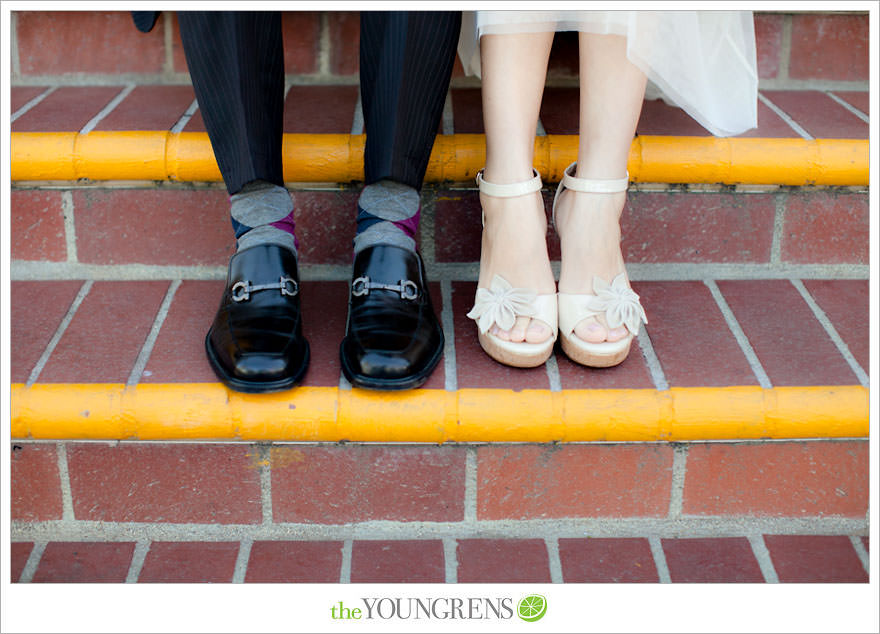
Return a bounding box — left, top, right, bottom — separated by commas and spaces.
10, 11, 870, 87
12, 440, 870, 525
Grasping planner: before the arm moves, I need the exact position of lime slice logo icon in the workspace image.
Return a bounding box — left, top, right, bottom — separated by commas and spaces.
517, 595, 547, 622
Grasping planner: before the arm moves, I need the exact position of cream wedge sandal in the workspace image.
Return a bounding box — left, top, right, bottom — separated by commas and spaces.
552, 162, 647, 368
466, 168, 558, 368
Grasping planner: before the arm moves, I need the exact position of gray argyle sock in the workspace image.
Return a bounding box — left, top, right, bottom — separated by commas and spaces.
230, 180, 298, 254
353, 180, 419, 255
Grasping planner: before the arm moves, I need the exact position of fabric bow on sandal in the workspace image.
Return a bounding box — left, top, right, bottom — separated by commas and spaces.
467, 168, 558, 368
553, 162, 647, 367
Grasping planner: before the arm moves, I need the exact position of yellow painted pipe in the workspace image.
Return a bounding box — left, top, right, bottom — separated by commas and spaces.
10, 384, 867, 442
10, 132, 77, 181
11, 132, 868, 186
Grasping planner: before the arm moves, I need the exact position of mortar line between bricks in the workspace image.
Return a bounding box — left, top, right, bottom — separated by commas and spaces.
442, 90, 454, 136
61, 190, 78, 263
440, 279, 458, 392
648, 537, 671, 583
779, 14, 792, 82
125, 540, 151, 583
163, 12, 174, 76
536, 117, 547, 136
318, 13, 330, 75
260, 444, 273, 526
232, 539, 253, 583
7, 73, 869, 91
56, 443, 76, 521
637, 327, 669, 391
849, 535, 870, 576
756, 78, 869, 91
443, 538, 458, 583
748, 535, 779, 583
339, 373, 352, 391
705, 279, 773, 389
80, 84, 137, 134
11, 86, 56, 122
11, 10, 20, 77
17, 438, 867, 448
351, 90, 364, 136
464, 447, 478, 523
10, 517, 869, 543
770, 192, 785, 265
8, 74, 371, 88
790, 278, 869, 387
128, 279, 181, 387
170, 99, 199, 134
340, 540, 353, 583
545, 537, 563, 583
825, 91, 869, 123
667, 445, 689, 519
18, 541, 47, 583
17, 183, 865, 195
26, 280, 92, 387
545, 353, 562, 392
11, 261, 872, 283
758, 92, 813, 140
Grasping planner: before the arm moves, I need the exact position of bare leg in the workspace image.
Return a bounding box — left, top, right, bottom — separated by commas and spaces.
479, 31, 556, 343
555, 32, 647, 343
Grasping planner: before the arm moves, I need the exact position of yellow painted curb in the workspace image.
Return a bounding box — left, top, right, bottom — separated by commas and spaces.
10, 132, 868, 186
10, 384, 867, 442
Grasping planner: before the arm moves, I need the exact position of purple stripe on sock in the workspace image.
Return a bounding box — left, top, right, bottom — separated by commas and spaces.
270, 210, 299, 249
391, 207, 420, 239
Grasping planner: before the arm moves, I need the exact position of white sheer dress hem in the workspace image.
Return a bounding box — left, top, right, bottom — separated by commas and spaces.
457, 11, 758, 137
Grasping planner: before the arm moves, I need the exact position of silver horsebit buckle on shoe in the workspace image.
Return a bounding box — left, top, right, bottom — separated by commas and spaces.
231, 277, 298, 302
351, 276, 419, 300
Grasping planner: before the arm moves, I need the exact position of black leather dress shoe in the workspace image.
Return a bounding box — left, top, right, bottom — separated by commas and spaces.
206, 244, 309, 393
340, 244, 444, 390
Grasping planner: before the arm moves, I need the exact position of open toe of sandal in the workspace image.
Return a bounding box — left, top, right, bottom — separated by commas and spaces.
558, 273, 646, 367
467, 168, 557, 368
553, 162, 646, 368
468, 274, 557, 368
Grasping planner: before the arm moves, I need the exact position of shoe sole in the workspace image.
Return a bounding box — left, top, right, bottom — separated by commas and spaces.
339, 337, 444, 391
478, 330, 555, 368
560, 332, 632, 368
204, 333, 310, 394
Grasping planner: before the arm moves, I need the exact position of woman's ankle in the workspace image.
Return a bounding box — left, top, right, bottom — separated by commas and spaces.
481, 165, 537, 185
477, 191, 555, 343
556, 189, 627, 295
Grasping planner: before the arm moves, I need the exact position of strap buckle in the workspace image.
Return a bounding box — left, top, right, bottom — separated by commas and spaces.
231, 276, 298, 302
351, 276, 419, 300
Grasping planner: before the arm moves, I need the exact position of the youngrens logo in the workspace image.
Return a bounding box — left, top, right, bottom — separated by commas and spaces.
330, 595, 547, 622
517, 595, 547, 622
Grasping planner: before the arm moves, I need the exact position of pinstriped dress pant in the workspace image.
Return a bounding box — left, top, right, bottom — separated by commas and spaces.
177, 11, 461, 196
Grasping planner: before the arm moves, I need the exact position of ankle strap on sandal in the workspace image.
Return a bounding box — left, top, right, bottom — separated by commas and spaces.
553, 162, 629, 222
559, 162, 629, 194
476, 168, 543, 198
